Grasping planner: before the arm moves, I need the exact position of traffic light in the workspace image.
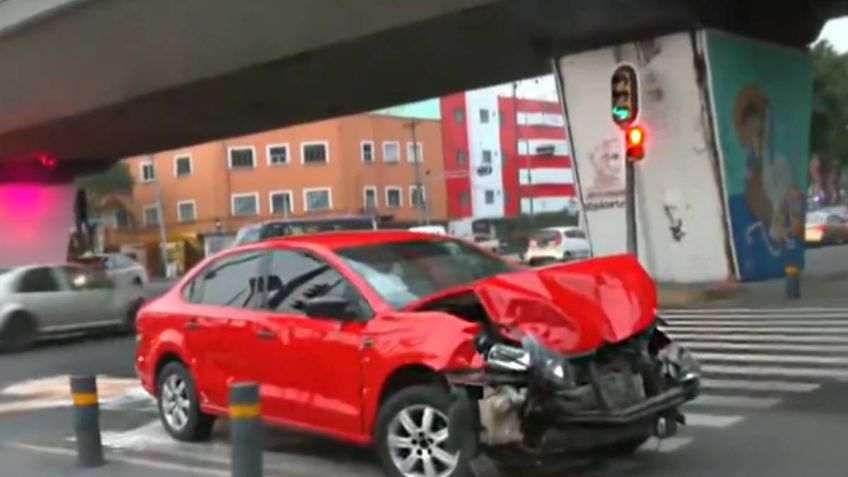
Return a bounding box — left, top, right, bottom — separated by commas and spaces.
611, 65, 639, 126
625, 125, 645, 161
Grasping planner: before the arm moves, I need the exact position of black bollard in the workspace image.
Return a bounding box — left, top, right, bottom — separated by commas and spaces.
785, 264, 801, 299
70, 375, 104, 467
229, 382, 263, 477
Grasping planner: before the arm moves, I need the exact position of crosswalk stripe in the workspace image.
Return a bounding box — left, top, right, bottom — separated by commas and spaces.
638, 436, 693, 453
667, 333, 848, 343
662, 326, 848, 334
683, 341, 848, 354
688, 394, 782, 409
699, 378, 820, 393
661, 307, 848, 314
683, 412, 745, 428
702, 364, 848, 379
665, 320, 848, 326
694, 352, 848, 365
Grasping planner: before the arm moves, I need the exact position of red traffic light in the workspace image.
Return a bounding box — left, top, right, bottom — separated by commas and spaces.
625, 125, 645, 161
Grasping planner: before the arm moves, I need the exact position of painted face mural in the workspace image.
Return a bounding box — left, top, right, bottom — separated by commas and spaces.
732, 83, 804, 258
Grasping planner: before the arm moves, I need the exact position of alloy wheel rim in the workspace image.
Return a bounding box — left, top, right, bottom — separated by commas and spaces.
387, 404, 459, 477
161, 374, 190, 431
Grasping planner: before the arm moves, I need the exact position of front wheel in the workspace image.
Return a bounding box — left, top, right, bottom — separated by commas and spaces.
156, 362, 215, 442
375, 385, 477, 477
0, 312, 37, 353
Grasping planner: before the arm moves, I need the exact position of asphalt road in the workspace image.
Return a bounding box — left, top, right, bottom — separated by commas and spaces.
2, 250, 848, 477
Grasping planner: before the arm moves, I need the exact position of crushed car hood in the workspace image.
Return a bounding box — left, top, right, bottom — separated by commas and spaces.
473, 254, 657, 354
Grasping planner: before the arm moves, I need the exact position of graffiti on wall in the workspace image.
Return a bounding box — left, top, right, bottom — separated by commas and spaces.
707, 31, 813, 281
582, 137, 626, 212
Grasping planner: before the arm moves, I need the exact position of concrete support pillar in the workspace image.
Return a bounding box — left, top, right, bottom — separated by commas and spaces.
555, 29, 813, 283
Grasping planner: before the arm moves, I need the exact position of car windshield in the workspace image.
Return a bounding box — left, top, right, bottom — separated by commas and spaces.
336, 238, 516, 309
529, 229, 560, 244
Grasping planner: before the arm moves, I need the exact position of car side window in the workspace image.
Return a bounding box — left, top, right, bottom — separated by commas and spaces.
61, 266, 113, 290
190, 251, 266, 308
265, 249, 372, 320
16, 268, 60, 293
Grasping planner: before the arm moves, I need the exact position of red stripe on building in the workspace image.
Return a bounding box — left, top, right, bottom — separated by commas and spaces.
518, 156, 572, 168
519, 184, 575, 198
516, 125, 567, 139
440, 94, 472, 219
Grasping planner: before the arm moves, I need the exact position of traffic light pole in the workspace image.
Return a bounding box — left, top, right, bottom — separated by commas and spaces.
625, 160, 637, 255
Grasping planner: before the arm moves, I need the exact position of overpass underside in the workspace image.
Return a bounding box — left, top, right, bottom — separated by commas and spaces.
0, 0, 844, 165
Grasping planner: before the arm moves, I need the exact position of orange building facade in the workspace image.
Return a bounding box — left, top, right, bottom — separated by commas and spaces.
121, 113, 446, 244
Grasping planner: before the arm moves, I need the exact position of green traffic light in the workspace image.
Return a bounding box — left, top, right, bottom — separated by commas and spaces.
612, 106, 631, 121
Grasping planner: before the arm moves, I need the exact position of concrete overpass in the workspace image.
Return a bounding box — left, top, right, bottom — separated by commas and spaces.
0, 0, 845, 166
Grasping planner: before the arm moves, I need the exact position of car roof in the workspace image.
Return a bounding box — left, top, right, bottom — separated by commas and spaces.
263, 229, 446, 250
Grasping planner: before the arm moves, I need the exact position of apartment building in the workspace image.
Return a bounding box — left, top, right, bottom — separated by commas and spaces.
122, 112, 446, 243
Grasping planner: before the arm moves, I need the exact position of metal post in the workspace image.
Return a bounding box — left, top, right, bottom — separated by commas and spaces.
406, 120, 429, 225
70, 375, 103, 468
150, 155, 169, 277
229, 382, 263, 477
785, 264, 801, 299
625, 161, 638, 255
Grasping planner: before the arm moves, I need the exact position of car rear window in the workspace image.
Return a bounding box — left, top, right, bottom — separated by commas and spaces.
807, 213, 828, 226
73, 256, 107, 267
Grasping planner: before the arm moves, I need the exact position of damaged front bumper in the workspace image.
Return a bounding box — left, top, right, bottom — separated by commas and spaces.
445, 328, 701, 458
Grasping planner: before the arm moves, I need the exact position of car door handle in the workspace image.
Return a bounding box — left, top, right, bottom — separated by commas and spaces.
185, 318, 200, 330
255, 328, 275, 339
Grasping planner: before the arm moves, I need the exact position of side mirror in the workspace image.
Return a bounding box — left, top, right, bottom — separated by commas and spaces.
304, 295, 352, 320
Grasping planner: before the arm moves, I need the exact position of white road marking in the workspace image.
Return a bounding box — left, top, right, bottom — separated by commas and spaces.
6, 442, 229, 476
698, 378, 820, 393
0, 375, 144, 416
662, 326, 848, 334
694, 352, 848, 366
683, 341, 848, 354
701, 364, 848, 379
683, 412, 745, 428
689, 394, 782, 409
668, 333, 848, 344
638, 436, 694, 453
661, 307, 848, 314
666, 319, 848, 326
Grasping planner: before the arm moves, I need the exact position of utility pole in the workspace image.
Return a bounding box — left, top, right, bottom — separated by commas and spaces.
405, 119, 429, 224
149, 155, 170, 277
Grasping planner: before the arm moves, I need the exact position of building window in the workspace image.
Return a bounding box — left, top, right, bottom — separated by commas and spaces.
140, 162, 155, 183
302, 142, 329, 164
229, 146, 256, 169
406, 142, 423, 163
410, 186, 426, 207
482, 150, 493, 164
459, 191, 470, 205
269, 190, 293, 215
114, 209, 131, 230
383, 141, 400, 163
143, 205, 159, 226
484, 190, 495, 205
231, 193, 259, 216
361, 141, 374, 163
479, 109, 490, 123
267, 144, 289, 166
363, 186, 378, 209
304, 188, 332, 211
386, 187, 402, 208
456, 149, 466, 165
177, 200, 197, 223
454, 107, 464, 124
174, 155, 192, 177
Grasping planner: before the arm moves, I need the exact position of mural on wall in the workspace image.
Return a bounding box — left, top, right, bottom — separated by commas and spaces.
707, 31, 813, 281
582, 137, 626, 212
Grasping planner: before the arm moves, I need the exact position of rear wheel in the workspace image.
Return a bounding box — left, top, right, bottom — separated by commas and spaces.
0, 312, 37, 353
156, 361, 215, 442
375, 385, 477, 477
562, 251, 574, 261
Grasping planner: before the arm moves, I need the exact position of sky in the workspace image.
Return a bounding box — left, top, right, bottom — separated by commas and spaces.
507, 16, 848, 101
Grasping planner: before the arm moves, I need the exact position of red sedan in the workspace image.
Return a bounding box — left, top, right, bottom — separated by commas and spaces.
136, 231, 700, 477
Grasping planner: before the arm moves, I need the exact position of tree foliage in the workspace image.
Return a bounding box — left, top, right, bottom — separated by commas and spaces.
811, 40, 848, 164
75, 161, 135, 197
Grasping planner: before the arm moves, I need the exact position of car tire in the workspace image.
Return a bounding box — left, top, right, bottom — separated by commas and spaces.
375, 385, 477, 477
156, 362, 215, 442
562, 251, 574, 261
123, 299, 144, 334
600, 434, 651, 456
0, 311, 37, 353
132, 277, 144, 287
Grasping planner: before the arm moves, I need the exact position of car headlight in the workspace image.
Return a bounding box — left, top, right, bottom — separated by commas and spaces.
521, 335, 576, 388
486, 344, 532, 371
659, 342, 700, 381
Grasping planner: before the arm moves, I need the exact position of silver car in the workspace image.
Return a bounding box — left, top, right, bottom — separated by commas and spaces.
0, 264, 144, 352
74, 253, 148, 288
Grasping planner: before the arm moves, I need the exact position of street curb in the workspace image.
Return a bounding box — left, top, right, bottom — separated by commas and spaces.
657, 281, 743, 307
